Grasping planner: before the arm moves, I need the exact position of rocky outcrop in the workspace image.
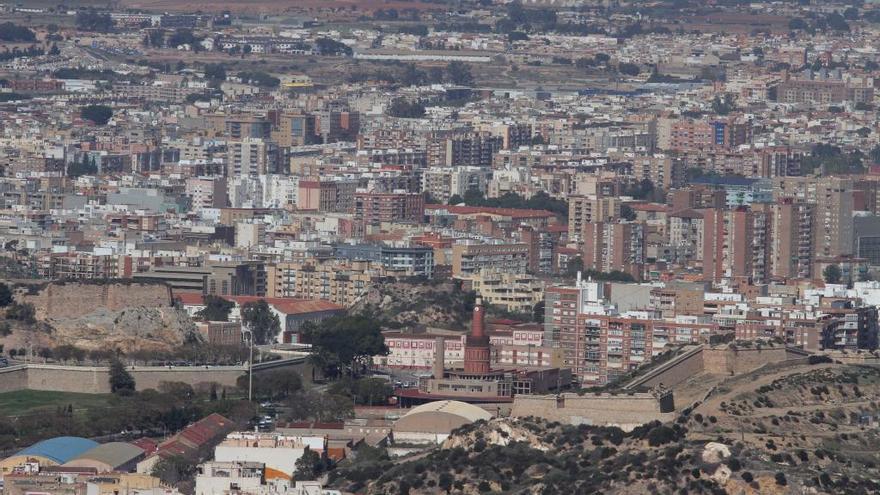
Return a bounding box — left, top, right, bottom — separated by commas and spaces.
351, 280, 474, 329
46, 306, 201, 352
10, 281, 199, 352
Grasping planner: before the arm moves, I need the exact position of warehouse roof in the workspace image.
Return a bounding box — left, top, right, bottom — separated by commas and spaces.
16, 437, 98, 464
66, 442, 144, 469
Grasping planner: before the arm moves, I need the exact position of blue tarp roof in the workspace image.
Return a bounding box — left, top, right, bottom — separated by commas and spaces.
16, 437, 98, 464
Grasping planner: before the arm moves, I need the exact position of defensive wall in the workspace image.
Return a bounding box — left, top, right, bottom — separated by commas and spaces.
0, 357, 311, 394
511, 391, 675, 431
19, 281, 172, 320
626, 344, 811, 390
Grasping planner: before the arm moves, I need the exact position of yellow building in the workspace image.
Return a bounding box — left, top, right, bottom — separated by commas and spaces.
463, 269, 544, 313
267, 260, 383, 307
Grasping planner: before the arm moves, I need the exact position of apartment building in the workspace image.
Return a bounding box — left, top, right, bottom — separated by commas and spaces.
421, 166, 492, 204
668, 209, 704, 264
226, 139, 282, 177
770, 198, 814, 280
629, 154, 686, 191
774, 176, 854, 259
272, 112, 317, 147
581, 222, 646, 279
224, 117, 272, 140
297, 180, 358, 213
186, 177, 228, 210
774, 79, 874, 105
36, 252, 133, 280
334, 243, 434, 278
451, 242, 531, 278
353, 189, 425, 226
543, 278, 712, 385
266, 260, 378, 307
567, 195, 621, 242
463, 269, 544, 313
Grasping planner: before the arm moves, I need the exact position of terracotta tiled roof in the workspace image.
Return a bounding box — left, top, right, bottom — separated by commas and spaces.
176, 294, 344, 315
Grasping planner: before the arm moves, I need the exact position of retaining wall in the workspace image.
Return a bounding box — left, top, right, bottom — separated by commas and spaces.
0, 358, 311, 394
511, 392, 674, 431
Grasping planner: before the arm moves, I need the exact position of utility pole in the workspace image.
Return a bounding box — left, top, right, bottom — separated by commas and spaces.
243, 327, 254, 402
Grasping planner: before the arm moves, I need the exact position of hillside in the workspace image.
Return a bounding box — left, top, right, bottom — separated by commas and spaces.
350, 279, 477, 330
329, 361, 880, 494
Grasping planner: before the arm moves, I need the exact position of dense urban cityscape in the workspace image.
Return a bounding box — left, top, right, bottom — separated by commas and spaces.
0, 0, 879, 493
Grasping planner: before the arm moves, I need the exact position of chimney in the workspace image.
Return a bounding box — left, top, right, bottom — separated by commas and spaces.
433, 337, 445, 380
472, 297, 485, 338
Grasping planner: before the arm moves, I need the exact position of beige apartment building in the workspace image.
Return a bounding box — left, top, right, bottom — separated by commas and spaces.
568, 195, 621, 242
266, 260, 382, 307
462, 269, 544, 313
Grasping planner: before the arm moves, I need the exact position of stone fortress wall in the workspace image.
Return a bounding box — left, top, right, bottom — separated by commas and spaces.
19, 281, 173, 320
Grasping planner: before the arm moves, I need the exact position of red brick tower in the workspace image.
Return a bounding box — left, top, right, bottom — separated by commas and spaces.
464, 298, 491, 374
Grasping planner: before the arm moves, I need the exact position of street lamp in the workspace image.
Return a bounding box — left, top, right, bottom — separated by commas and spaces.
242, 327, 253, 402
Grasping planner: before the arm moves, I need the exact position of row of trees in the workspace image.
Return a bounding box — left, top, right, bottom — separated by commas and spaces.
0, 46, 44, 62
386, 98, 426, 118
81, 104, 113, 125
143, 28, 203, 50
0, 22, 35, 42
75, 10, 113, 33
399, 61, 474, 87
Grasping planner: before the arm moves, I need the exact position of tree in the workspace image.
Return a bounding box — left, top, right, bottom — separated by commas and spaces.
109, 357, 136, 395
241, 300, 281, 345
823, 264, 843, 284
825, 12, 850, 31
387, 98, 426, 118
48, 43, 60, 56
195, 295, 234, 322
618, 62, 641, 76
294, 448, 325, 480
286, 389, 354, 422
68, 155, 98, 178
315, 38, 352, 56
532, 301, 545, 323
565, 256, 584, 277
236, 369, 302, 400
0, 282, 13, 307
158, 381, 195, 401
775, 472, 787, 486
38, 347, 52, 361
401, 63, 425, 86
81, 105, 113, 125
329, 377, 393, 406
446, 61, 474, 86
152, 455, 197, 485
301, 316, 388, 378
6, 302, 35, 323
0, 22, 36, 42
788, 18, 808, 30
711, 93, 736, 115
76, 10, 113, 33
167, 28, 199, 48
204, 63, 227, 82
